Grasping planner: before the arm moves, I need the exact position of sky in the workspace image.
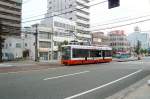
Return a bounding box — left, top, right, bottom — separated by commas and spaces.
22, 0, 150, 35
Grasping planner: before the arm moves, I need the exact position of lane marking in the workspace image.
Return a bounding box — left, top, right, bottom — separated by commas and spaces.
64, 69, 143, 99
43, 71, 90, 80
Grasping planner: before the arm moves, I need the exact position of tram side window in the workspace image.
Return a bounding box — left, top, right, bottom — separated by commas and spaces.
90, 50, 102, 57
73, 49, 89, 58
105, 50, 112, 57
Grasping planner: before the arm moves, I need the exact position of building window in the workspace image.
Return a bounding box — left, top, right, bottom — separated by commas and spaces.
39, 41, 51, 48
16, 43, 21, 48
6, 43, 8, 49
9, 43, 11, 47
25, 43, 27, 47
39, 31, 51, 39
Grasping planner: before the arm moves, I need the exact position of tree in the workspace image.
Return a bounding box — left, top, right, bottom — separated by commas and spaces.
58, 40, 68, 52
135, 40, 141, 60
0, 22, 5, 62
140, 48, 148, 56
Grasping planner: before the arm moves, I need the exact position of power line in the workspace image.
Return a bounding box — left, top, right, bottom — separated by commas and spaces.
91, 14, 150, 28
23, 0, 98, 20
22, 0, 107, 23
92, 17, 150, 31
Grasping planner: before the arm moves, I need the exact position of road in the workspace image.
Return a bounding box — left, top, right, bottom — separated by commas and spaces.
0, 57, 150, 99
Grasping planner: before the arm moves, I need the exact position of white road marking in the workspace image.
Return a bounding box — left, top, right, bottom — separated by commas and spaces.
64, 69, 143, 99
43, 71, 90, 80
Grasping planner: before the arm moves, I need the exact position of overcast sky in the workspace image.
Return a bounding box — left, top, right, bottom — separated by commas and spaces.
22, 0, 150, 34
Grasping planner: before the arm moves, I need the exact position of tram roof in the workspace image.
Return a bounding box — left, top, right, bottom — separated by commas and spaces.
63, 45, 112, 50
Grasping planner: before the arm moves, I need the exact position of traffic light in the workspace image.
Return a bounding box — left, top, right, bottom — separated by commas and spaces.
108, 0, 120, 9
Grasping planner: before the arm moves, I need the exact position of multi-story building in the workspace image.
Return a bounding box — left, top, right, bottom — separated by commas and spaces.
92, 32, 109, 46
127, 27, 150, 49
2, 36, 23, 60
42, 17, 76, 60
43, 0, 91, 41
108, 30, 130, 54
2, 27, 35, 61
31, 25, 52, 61
0, 0, 22, 35
2, 26, 52, 61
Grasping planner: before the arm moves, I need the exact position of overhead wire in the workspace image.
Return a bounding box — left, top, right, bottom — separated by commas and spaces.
91, 14, 150, 28
22, 0, 107, 23
22, 0, 150, 32
92, 17, 150, 31
22, 0, 98, 20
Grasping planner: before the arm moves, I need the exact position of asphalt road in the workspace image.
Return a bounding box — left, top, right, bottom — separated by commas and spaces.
0, 58, 150, 99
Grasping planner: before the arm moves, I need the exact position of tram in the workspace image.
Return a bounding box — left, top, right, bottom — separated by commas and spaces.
61, 45, 112, 65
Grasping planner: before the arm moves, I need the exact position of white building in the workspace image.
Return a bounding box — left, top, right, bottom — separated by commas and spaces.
41, 17, 77, 60
128, 27, 150, 49
2, 36, 23, 60
43, 0, 91, 41
29, 25, 52, 61
2, 27, 35, 61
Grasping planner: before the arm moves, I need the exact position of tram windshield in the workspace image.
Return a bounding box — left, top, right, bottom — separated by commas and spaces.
61, 46, 71, 60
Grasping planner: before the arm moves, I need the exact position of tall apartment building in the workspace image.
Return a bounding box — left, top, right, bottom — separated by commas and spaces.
0, 0, 22, 35
44, 0, 91, 41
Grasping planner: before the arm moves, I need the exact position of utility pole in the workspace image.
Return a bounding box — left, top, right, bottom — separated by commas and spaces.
34, 24, 39, 62
0, 21, 5, 62
51, 26, 54, 61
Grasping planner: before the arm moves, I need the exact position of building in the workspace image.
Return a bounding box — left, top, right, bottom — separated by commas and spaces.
0, 0, 22, 35
42, 17, 77, 60
2, 36, 23, 60
108, 30, 130, 54
2, 27, 35, 61
92, 32, 109, 46
127, 27, 150, 49
30, 25, 52, 61
2, 25, 52, 61
43, 0, 91, 41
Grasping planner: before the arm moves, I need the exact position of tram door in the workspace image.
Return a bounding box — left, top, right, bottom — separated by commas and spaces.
102, 50, 105, 60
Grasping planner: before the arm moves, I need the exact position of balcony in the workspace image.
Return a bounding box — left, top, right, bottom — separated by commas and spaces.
0, 14, 20, 21
76, 19, 89, 25
0, 1, 21, 9
77, 26, 90, 32
76, 12, 89, 19
76, 33, 91, 39
2, 22, 20, 27
76, 0, 89, 8
0, 7, 21, 15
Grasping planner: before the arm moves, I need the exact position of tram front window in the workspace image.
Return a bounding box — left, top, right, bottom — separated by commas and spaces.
62, 47, 71, 60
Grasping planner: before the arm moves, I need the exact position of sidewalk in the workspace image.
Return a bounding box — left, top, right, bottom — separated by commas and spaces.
112, 57, 138, 62
123, 83, 150, 99
106, 75, 150, 99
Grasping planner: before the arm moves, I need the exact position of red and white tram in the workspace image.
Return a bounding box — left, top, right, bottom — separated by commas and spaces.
61, 45, 112, 65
